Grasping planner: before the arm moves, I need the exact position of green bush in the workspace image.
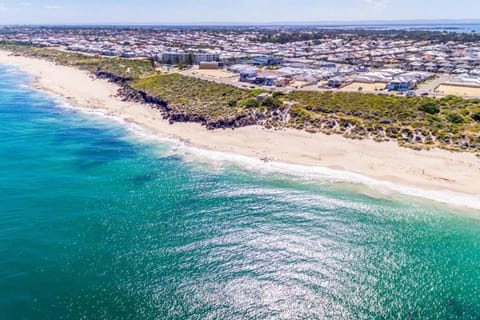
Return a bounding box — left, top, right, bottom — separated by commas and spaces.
419, 102, 440, 114
243, 99, 261, 108
471, 112, 480, 122
261, 97, 282, 108
272, 91, 285, 98
447, 113, 464, 124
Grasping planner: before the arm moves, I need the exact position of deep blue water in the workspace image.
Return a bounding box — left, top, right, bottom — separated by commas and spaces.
325, 23, 480, 33
1, 65, 480, 319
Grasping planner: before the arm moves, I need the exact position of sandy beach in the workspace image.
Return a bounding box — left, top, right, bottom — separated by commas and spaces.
0, 50, 479, 204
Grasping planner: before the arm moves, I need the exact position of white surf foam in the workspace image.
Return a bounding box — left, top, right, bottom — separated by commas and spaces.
172, 145, 480, 211
22, 81, 480, 212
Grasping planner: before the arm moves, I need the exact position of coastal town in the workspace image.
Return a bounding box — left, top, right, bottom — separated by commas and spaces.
2, 26, 480, 98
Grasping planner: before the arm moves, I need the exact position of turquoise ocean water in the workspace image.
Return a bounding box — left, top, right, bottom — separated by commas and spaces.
1, 65, 480, 319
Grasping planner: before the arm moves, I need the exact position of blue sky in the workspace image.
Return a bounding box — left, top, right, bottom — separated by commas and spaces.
0, 0, 479, 24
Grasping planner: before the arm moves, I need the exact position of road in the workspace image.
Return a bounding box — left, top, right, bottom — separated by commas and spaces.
416, 74, 452, 96
179, 68, 480, 99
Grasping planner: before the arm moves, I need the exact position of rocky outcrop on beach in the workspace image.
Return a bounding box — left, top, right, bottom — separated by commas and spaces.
94, 71, 133, 84
115, 79, 480, 151
115, 83, 270, 130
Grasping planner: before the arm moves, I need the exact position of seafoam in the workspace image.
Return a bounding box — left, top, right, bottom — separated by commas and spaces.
32, 84, 480, 212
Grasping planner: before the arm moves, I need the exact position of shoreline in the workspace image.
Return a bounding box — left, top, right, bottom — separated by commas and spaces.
1, 50, 479, 209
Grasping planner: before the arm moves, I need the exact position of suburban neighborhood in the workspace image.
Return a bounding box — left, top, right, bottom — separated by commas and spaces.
3, 25, 480, 97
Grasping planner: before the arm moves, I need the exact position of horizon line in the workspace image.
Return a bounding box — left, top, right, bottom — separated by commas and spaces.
2, 18, 480, 27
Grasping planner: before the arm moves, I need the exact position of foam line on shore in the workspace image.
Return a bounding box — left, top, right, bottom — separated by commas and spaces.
1, 60, 479, 212
176, 144, 480, 211
54, 98, 480, 211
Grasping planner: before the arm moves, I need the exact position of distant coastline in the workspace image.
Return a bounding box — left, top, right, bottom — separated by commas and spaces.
3, 19, 480, 29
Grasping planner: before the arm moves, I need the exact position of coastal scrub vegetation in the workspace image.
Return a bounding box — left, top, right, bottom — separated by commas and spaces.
129, 74, 286, 128
131, 74, 256, 124
0, 42, 155, 79
1, 42, 479, 151
284, 91, 480, 150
